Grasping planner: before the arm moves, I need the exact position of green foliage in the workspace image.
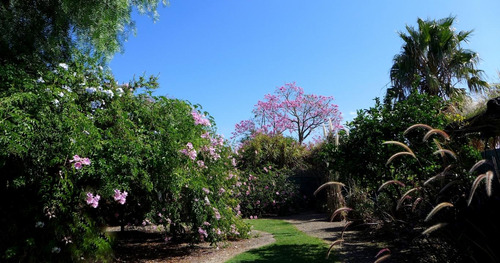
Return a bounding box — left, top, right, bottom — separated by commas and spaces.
238, 168, 303, 217
236, 133, 308, 172
317, 93, 450, 190
387, 16, 489, 103
235, 133, 310, 217
0, 0, 167, 68
0, 58, 248, 261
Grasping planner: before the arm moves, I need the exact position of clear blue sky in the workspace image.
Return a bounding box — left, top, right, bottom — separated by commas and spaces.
110, 0, 500, 140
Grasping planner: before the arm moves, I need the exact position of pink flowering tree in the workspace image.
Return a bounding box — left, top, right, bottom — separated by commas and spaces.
233, 82, 342, 144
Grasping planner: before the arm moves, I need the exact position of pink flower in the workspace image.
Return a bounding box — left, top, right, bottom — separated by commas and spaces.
214, 209, 221, 220
203, 221, 211, 226
254, 215, 258, 219
113, 189, 128, 205
202, 188, 210, 194
81, 158, 91, 165
70, 155, 81, 162
219, 188, 226, 195
191, 111, 211, 126
74, 162, 82, 169
86, 192, 100, 208
250, 216, 254, 219
198, 227, 208, 238
197, 160, 207, 168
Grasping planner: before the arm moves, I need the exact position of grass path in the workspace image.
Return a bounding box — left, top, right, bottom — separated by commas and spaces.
226, 219, 334, 263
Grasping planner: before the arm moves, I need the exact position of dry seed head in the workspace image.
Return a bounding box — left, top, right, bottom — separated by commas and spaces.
423, 129, 450, 142
326, 239, 344, 259
469, 160, 488, 174
374, 254, 391, 263
314, 181, 345, 196
433, 149, 457, 160
397, 187, 420, 210
386, 152, 416, 166
378, 180, 405, 192
424, 173, 445, 186
403, 124, 433, 135
412, 197, 423, 212
422, 223, 448, 236
375, 248, 391, 258
425, 202, 454, 222
341, 221, 353, 239
486, 170, 494, 197
383, 140, 415, 154
467, 173, 488, 206
330, 207, 352, 221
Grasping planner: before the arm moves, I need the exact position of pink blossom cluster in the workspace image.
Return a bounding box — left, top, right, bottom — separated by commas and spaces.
70, 155, 91, 169
232, 82, 343, 144
180, 142, 197, 160
86, 192, 100, 208
191, 111, 211, 126
213, 207, 221, 220
113, 189, 128, 205
198, 227, 208, 238
197, 160, 207, 169
249, 215, 258, 219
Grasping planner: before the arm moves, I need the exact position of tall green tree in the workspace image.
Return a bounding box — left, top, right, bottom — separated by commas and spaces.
0, 0, 167, 68
386, 16, 489, 103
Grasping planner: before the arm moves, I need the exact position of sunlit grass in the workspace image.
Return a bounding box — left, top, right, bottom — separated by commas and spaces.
226, 219, 334, 263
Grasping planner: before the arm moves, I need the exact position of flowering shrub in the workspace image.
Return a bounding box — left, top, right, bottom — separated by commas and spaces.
0, 58, 248, 262
237, 168, 302, 217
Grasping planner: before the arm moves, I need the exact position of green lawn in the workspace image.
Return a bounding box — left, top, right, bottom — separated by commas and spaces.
226, 219, 335, 263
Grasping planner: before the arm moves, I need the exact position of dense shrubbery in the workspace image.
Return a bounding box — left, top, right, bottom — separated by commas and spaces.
0, 59, 249, 262
234, 133, 310, 217
237, 168, 303, 217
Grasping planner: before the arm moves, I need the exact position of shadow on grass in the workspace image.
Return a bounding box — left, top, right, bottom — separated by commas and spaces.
229, 243, 332, 263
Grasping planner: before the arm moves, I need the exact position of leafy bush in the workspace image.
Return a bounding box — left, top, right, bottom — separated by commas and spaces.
0, 59, 248, 262
237, 168, 303, 217
236, 133, 308, 172
316, 93, 450, 191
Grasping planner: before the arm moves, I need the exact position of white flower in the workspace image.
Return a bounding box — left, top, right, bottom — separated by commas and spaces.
58, 63, 69, 70
102, 89, 114, 98
62, 85, 72, 92
37, 77, 45, 83
85, 87, 97, 94
35, 221, 44, 228
58, 92, 64, 97
53, 99, 60, 106
51, 247, 61, 253
116, 88, 124, 97
90, 100, 102, 109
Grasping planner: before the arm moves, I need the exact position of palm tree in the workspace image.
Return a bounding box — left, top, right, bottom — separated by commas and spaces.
386, 16, 489, 103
